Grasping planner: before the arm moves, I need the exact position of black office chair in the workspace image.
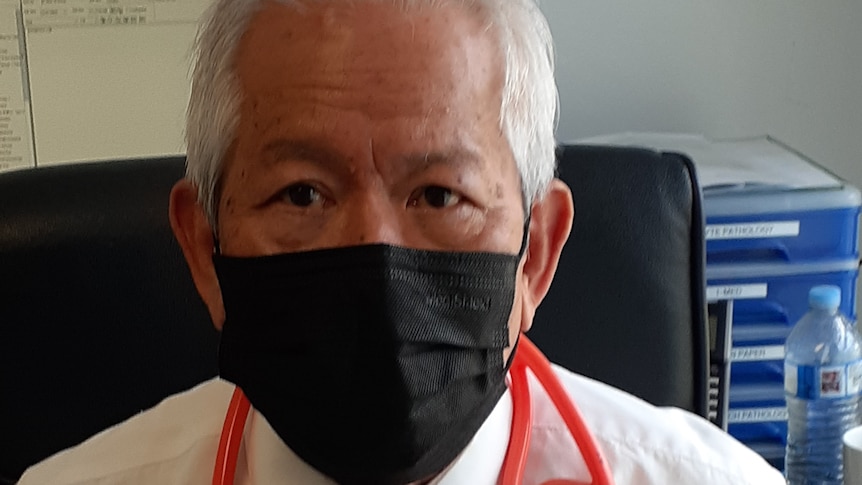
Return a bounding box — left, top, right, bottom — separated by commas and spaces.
0, 157, 219, 484
530, 144, 709, 418
0, 147, 708, 483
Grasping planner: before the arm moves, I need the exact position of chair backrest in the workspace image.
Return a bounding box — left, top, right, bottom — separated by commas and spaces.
0, 147, 708, 482
0, 157, 219, 484
529, 144, 709, 417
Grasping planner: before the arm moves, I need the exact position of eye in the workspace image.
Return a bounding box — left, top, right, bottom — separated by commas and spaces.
281, 183, 323, 207
411, 186, 462, 208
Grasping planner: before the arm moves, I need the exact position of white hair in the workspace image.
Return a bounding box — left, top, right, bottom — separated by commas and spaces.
186, 0, 559, 227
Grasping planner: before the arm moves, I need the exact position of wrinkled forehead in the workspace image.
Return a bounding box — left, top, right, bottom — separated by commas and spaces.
237, 0, 500, 72
279, 0, 494, 20
235, 1, 504, 119
240, 0, 499, 47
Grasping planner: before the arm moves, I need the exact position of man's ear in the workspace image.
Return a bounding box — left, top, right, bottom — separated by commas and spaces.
169, 179, 226, 330
518, 178, 575, 333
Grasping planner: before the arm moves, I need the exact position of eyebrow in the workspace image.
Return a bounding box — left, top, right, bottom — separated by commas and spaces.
260, 138, 485, 176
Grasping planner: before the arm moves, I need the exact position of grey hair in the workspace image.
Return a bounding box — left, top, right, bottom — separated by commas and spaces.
185, 0, 559, 227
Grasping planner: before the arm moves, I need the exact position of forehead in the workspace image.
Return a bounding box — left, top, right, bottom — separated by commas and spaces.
234, 0, 503, 122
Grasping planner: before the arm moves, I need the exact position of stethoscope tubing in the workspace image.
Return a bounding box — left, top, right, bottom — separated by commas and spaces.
513, 337, 614, 485
212, 335, 614, 485
213, 385, 250, 485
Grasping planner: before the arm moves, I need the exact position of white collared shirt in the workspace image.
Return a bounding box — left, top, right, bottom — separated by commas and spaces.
18, 365, 786, 485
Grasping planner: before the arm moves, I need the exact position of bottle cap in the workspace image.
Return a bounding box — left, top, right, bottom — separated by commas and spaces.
809, 285, 841, 311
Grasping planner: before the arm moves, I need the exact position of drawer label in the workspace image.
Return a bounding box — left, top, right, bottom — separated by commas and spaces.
727, 406, 788, 424
707, 284, 768, 301
731, 345, 785, 362
705, 221, 800, 240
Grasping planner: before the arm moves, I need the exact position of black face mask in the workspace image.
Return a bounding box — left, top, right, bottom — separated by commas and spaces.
215, 240, 524, 485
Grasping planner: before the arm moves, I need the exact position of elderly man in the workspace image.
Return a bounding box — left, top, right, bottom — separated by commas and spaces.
19, 0, 786, 484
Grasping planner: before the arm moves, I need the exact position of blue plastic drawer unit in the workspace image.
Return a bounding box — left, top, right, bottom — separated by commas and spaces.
707, 259, 859, 339
710, 259, 859, 405
705, 185, 861, 266
728, 402, 787, 443
727, 384, 788, 471
707, 258, 859, 469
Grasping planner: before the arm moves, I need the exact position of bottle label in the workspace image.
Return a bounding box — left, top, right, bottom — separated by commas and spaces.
785, 360, 862, 399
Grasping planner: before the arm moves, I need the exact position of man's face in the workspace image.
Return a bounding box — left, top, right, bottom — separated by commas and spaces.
171, 0, 574, 357
219, 1, 523, 257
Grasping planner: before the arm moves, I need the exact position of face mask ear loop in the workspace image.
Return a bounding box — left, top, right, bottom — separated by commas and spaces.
508, 215, 530, 368
517, 215, 531, 259
505, 333, 521, 371
213, 235, 222, 257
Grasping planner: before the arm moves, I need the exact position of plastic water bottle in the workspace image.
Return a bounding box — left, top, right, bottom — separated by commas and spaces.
785, 285, 862, 484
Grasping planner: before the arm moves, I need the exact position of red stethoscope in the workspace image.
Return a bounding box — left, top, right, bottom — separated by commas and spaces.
212, 336, 614, 485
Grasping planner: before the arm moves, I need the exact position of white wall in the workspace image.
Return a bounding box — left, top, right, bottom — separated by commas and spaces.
541, 0, 862, 190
